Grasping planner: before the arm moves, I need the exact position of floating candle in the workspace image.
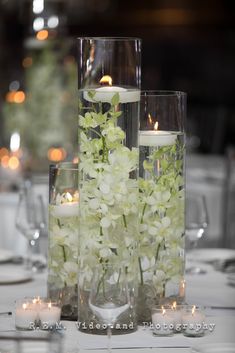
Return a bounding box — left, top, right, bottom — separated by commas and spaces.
84, 87, 140, 104
51, 191, 78, 218
83, 75, 140, 103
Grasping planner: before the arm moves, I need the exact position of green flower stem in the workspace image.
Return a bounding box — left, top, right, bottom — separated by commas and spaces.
138, 257, 144, 285
89, 127, 102, 138
140, 190, 154, 224
154, 243, 161, 275
101, 136, 108, 162
123, 215, 127, 228
60, 245, 67, 262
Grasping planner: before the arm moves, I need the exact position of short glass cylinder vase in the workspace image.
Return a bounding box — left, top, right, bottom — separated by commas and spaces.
77, 37, 141, 334
47, 163, 78, 320
137, 91, 186, 323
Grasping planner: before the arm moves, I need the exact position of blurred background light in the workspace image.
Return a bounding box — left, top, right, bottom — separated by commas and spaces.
13, 91, 26, 104
36, 30, 48, 41
33, 17, 44, 31
8, 156, 20, 170
10, 132, 20, 152
0, 148, 9, 159
48, 15, 59, 29
5, 91, 25, 103
22, 57, 33, 68
47, 147, 67, 162
1, 155, 9, 168
9, 80, 20, 92
33, 0, 44, 14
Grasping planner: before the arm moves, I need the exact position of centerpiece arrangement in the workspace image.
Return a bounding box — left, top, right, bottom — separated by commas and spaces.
47, 37, 186, 332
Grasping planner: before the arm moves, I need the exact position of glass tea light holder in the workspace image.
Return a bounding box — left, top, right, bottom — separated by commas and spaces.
15, 299, 38, 330
182, 305, 205, 337
39, 301, 61, 330
151, 306, 174, 336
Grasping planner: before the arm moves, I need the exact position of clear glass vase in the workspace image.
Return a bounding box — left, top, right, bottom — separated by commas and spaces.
77, 37, 141, 334
138, 91, 186, 323
47, 163, 78, 320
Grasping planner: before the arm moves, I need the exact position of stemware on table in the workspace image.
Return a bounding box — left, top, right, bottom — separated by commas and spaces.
89, 263, 130, 352
15, 180, 45, 271
185, 191, 209, 274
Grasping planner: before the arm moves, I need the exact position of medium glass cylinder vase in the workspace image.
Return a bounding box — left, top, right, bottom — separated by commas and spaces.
47, 162, 78, 320
138, 91, 186, 323
77, 37, 141, 334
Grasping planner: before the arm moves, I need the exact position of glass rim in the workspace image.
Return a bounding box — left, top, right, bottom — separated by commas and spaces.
50, 162, 78, 171
77, 36, 142, 42
141, 90, 187, 97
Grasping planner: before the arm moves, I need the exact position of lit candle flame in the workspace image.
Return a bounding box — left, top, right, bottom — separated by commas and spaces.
192, 305, 196, 316
172, 301, 177, 310
48, 302, 52, 309
66, 192, 73, 202
154, 121, 159, 131
161, 306, 166, 316
22, 303, 27, 310
148, 113, 153, 126
32, 296, 40, 304
100, 75, 112, 86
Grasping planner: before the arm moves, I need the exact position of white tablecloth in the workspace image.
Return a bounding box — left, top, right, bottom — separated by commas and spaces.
0, 259, 235, 353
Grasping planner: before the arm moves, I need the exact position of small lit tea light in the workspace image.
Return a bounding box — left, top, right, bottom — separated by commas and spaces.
152, 306, 174, 336
30, 296, 47, 321
39, 301, 61, 329
182, 305, 205, 337
170, 301, 183, 333
15, 300, 38, 330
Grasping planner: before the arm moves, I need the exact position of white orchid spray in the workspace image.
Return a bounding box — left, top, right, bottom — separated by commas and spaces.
138, 142, 185, 306
48, 207, 79, 288
78, 92, 139, 282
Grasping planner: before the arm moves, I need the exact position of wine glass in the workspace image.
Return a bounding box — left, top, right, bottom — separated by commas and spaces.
185, 192, 209, 274
15, 185, 41, 271
89, 263, 130, 352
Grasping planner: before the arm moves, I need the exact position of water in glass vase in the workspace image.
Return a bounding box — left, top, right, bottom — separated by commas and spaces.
138, 132, 185, 322
48, 205, 78, 320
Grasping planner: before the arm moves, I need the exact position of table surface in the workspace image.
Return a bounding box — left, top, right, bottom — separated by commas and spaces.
0, 254, 235, 353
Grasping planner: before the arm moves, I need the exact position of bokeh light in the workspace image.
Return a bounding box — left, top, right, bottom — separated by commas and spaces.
36, 30, 48, 41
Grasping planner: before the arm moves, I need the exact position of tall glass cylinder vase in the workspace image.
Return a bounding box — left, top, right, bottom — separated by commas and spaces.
47, 163, 79, 320
77, 37, 141, 334
138, 91, 186, 322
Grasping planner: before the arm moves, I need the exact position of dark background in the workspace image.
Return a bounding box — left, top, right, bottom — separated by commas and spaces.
0, 0, 235, 154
